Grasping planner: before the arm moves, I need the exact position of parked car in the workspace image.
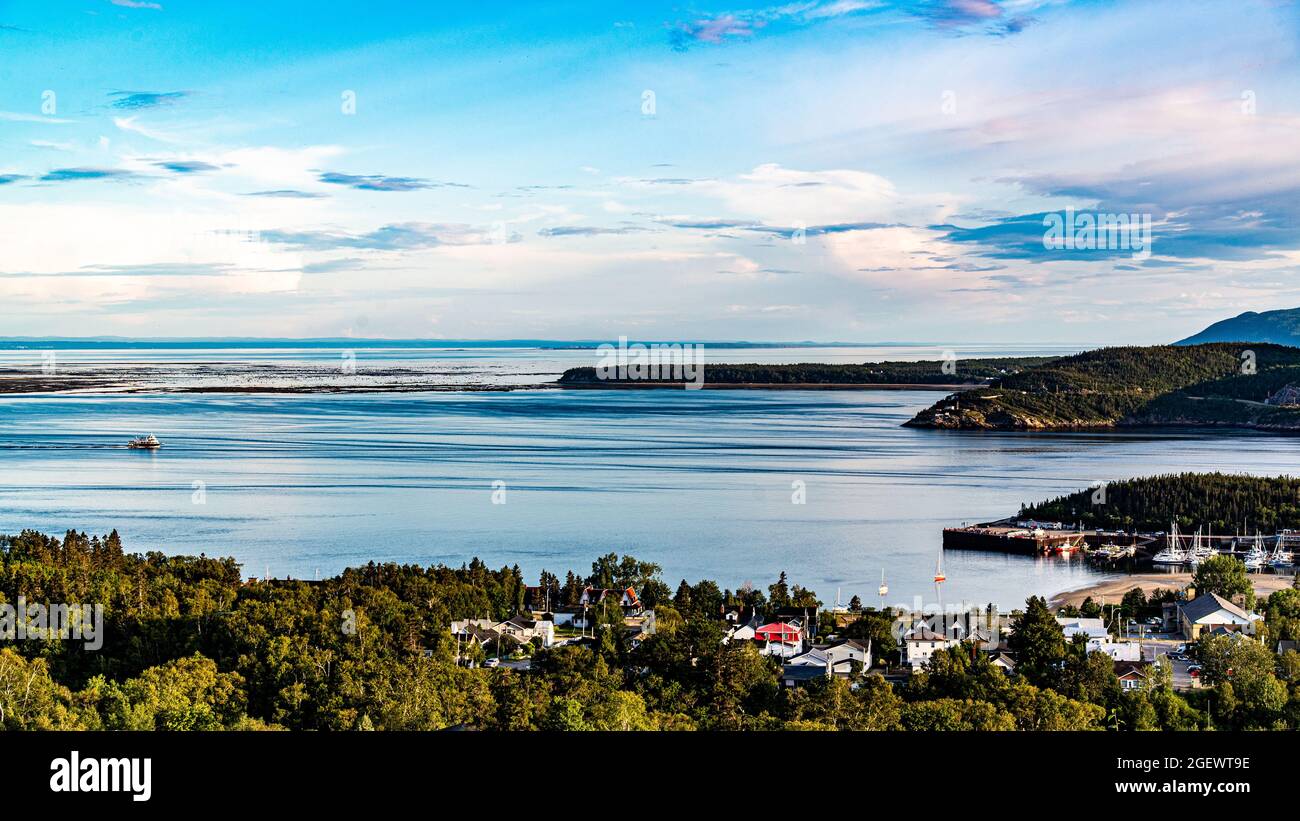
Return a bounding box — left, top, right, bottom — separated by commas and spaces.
483, 658, 500, 668
1146, 617, 1162, 626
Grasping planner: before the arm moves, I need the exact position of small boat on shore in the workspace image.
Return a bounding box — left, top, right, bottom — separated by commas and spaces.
127, 434, 162, 450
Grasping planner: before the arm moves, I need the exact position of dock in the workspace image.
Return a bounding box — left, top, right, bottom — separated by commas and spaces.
943, 518, 1154, 557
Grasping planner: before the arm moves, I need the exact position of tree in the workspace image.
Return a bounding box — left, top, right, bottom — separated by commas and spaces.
1008, 596, 1066, 688
768, 572, 791, 610
1192, 555, 1254, 609
848, 595, 862, 613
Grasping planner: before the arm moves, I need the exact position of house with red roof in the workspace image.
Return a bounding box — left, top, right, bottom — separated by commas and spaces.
754, 621, 804, 658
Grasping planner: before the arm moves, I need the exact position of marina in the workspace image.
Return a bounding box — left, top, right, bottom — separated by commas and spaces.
945, 517, 1300, 572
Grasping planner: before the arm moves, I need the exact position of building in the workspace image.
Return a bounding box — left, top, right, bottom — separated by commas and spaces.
902, 623, 953, 669
780, 664, 830, 689
496, 614, 555, 647
787, 638, 872, 678
579, 586, 643, 615
988, 651, 1017, 674
450, 616, 553, 650
755, 621, 804, 658
1055, 615, 1140, 660
1114, 660, 1152, 691
818, 638, 871, 671
1176, 592, 1259, 640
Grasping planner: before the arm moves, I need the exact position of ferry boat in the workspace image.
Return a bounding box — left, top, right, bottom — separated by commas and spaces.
127, 434, 162, 450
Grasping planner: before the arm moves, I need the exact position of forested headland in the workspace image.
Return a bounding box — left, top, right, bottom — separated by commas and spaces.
1019, 473, 1300, 534
905, 343, 1300, 430
557, 357, 1056, 388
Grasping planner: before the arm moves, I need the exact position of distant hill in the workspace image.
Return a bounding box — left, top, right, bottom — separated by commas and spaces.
904, 343, 1300, 430
1176, 308, 1300, 347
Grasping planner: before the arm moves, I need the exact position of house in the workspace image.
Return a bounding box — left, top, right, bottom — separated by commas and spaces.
1176, 592, 1259, 640
1056, 615, 1140, 660
450, 616, 553, 649
1056, 616, 1110, 644
818, 638, 871, 671
902, 623, 954, 669
625, 610, 657, 648
988, 651, 1017, 674
780, 664, 829, 689
755, 621, 804, 658
787, 647, 830, 667
1278, 639, 1300, 656
725, 614, 763, 643
789, 638, 873, 678
1114, 660, 1152, 691
579, 586, 643, 614
496, 614, 555, 647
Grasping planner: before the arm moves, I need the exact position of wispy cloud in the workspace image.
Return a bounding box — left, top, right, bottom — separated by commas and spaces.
0, 174, 29, 185
908, 0, 1035, 35
317, 171, 468, 192
242, 189, 328, 199
0, 111, 74, 124
108, 90, 191, 110
257, 222, 515, 251
109, 1, 163, 11
668, 1, 879, 49
39, 167, 141, 182
154, 160, 219, 174
537, 225, 650, 237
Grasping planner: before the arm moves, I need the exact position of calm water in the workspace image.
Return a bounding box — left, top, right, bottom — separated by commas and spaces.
2, 345, 1297, 609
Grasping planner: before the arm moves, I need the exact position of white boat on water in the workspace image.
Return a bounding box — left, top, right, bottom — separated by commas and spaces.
1152, 522, 1191, 565
127, 434, 162, 450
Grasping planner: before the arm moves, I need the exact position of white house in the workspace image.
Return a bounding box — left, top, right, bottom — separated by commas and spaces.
903, 623, 954, 669
1055, 615, 1141, 660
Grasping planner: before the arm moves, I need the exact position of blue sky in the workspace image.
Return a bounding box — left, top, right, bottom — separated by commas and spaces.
2, 0, 1299, 342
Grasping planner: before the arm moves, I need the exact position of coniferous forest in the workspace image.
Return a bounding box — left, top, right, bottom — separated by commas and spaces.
5, 526, 1300, 732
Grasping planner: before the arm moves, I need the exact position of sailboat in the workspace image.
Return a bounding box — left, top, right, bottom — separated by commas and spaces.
933, 557, 946, 584
1151, 523, 1190, 565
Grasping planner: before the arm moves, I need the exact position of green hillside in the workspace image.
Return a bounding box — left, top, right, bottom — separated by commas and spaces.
1177, 308, 1300, 346
905, 343, 1300, 430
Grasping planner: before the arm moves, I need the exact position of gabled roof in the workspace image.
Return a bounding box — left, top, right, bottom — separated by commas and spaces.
904, 623, 947, 642
788, 648, 829, 666
1114, 660, 1151, 679
756, 622, 802, 640
1179, 592, 1255, 624
815, 638, 868, 653
1278, 639, 1300, 655
988, 651, 1016, 669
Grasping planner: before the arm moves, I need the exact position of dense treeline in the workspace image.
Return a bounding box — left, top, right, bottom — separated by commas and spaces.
4, 529, 1299, 731
1020, 473, 1300, 533
558, 357, 1056, 386
907, 343, 1300, 429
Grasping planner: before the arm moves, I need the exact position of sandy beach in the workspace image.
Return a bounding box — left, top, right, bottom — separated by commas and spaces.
1049, 572, 1297, 609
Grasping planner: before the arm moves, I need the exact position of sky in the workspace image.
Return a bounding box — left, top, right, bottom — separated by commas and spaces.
1, 0, 1299, 344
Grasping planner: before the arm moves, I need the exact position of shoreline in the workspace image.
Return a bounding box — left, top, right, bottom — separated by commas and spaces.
1048, 571, 1296, 609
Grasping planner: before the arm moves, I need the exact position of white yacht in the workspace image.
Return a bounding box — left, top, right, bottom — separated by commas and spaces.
1151, 522, 1190, 565
127, 434, 162, 450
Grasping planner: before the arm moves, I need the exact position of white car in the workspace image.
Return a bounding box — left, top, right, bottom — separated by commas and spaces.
483, 658, 500, 668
